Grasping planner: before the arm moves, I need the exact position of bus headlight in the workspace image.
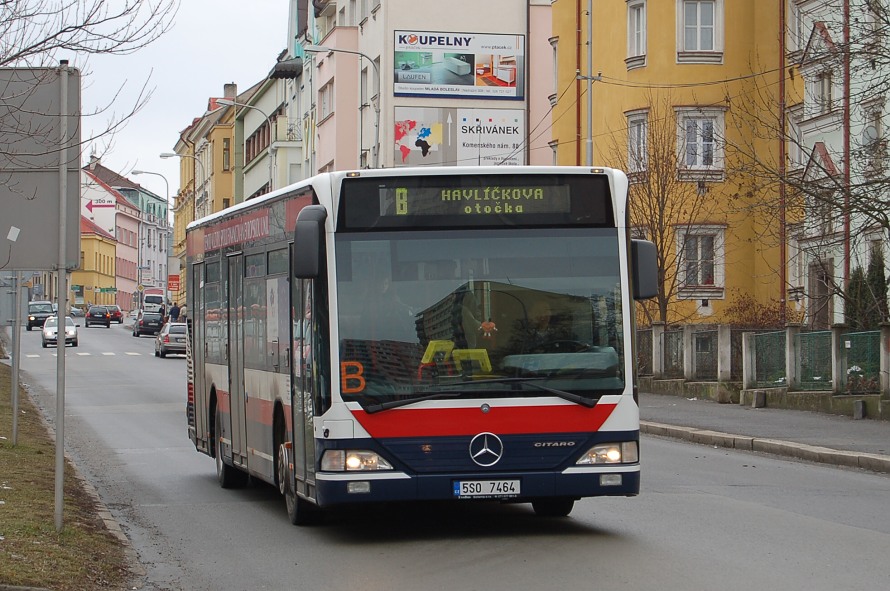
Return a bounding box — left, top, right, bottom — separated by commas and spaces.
576, 442, 638, 465
320, 450, 394, 472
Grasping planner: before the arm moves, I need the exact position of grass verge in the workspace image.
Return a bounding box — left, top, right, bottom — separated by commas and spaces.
0, 359, 132, 590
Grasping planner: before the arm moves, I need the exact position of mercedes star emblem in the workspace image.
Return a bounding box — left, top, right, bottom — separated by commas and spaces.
469, 432, 504, 467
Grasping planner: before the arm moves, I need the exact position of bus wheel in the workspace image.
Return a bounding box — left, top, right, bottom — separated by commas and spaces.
277, 442, 317, 526
531, 498, 575, 517
215, 409, 247, 489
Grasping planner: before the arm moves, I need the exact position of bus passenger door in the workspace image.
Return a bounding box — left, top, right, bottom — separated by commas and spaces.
291, 277, 315, 497
227, 254, 248, 467
191, 262, 208, 452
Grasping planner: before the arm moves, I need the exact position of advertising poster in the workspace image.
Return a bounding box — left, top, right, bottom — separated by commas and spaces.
394, 31, 525, 100
394, 107, 526, 167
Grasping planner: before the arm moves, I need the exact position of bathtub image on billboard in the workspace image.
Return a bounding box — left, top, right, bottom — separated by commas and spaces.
394, 106, 525, 167
394, 31, 525, 100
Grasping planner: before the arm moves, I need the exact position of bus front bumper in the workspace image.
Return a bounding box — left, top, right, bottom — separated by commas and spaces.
314, 465, 640, 507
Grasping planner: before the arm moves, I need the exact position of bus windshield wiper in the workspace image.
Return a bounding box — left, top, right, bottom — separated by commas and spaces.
420, 377, 600, 408
363, 391, 462, 414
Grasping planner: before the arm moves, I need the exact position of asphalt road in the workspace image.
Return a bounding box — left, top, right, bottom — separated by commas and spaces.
13, 324, 890, 591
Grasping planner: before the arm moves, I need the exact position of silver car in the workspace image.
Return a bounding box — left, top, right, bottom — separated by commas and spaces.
154, 322, 187, 358
42, 316, 79, 348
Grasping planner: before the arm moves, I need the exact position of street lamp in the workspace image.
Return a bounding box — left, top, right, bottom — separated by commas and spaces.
304, 44, 380, 168
216, 98, 275, 192
160, 152, 207, 218
132, 170, 170, 306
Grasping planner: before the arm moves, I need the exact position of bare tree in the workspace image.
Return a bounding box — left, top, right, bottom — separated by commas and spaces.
602, 91, 723, 326
0, 0, 178, 165
1, 0, 178, 67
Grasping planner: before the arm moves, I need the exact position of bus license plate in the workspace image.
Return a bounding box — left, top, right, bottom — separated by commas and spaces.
454, 479, 520, 498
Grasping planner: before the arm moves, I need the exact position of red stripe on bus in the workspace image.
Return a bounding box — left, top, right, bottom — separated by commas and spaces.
350, 403, 618, 438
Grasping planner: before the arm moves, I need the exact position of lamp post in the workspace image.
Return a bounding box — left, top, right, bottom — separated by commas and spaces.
160, 152, 206, 218
132, 169, 170, 306
304, 44, 380, 169
217, 98, 275, 192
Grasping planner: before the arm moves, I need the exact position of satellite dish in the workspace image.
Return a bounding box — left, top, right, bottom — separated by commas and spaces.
862, 125, 879, 145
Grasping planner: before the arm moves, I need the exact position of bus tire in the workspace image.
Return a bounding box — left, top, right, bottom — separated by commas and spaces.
531, 498, 575, 517
277, 442, 318, 526
215, 408, 247, 489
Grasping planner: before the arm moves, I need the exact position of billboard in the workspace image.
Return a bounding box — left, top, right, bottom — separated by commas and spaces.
394, 107, 525, 167
394, 31, 525, 100
0, 65, 82, 271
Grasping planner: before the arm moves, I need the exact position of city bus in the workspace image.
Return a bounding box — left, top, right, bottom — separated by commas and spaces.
185, 166, 656, 524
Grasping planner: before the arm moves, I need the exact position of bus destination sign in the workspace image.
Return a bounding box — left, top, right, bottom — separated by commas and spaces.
339, 173, 613, 230
380, 185, 571, 217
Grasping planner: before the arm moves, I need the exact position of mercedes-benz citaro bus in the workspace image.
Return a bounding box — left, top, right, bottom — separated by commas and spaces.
185, 166, 657, 524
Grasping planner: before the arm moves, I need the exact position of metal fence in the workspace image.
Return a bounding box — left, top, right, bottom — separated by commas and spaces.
693, 328, 718, 381
638, 323, 888, 397
637, 328, 653, 376
663, 328, 684, 378
752, 331, 786, 388
798, 331, 832, 391
843, 331, 881, 394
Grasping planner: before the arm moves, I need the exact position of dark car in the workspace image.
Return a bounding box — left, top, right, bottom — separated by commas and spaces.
26, 301, 55, 331
133, 310, 163, 337
85, 305, 112, 328
107, 304, 124, 323
154, 322, 187, 357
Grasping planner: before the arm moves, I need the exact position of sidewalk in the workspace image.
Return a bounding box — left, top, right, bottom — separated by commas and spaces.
640, 391, 890, 474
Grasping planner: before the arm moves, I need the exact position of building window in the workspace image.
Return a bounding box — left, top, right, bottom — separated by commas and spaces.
788, 107, 804, 169
677, 0, 723, 63
372, 57, 380, 98
319, 82, 333, 120
788, 1, 804, 52
676, 107, 725, 178
550, 37, 559, 97
813, 70, 832, 115
627, 111, 648, 173
863, 106, 886, 176
677, 225, 725, 298
223, 138, 231, 171
361, 67, 368, 106
627, 1, 646, 68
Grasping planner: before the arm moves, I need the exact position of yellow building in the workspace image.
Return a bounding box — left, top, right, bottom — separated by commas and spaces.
553, 0, 793, 326
71, 216, 118, 308
170, 90, 243, 306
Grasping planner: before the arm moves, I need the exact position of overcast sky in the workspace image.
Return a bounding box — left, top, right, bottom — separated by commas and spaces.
80, 0, 290, 205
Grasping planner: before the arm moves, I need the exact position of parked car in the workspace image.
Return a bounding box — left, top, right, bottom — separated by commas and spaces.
154, 322, 187, 357
69, 305, 85, 317
85, 305, 111, 328
133, 310, 163, 337
42, 316, 78, 348
26, 300, 54, 331
107, 304, 124, 324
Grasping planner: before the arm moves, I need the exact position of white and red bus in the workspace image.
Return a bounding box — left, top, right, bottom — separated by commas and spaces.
185, 166, 656, 524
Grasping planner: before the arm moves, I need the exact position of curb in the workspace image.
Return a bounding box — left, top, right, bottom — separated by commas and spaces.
640, 420, 890, 474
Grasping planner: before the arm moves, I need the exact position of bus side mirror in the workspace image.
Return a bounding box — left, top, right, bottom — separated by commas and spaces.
631, 239, 658, 300
293, 205, 328, 279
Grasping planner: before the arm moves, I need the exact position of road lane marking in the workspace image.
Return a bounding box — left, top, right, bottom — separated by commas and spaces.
125, 352, 141, 356
102, 352, 116, 356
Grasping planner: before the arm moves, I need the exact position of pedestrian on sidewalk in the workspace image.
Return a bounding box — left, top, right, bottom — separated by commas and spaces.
169, 301, 181, 322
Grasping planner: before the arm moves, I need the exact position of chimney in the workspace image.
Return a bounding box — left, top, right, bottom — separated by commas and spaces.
88, 153, 100, 170
224, 83, 237, 98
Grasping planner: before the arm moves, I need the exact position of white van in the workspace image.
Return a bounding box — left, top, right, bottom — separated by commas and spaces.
143, 294, 164, 313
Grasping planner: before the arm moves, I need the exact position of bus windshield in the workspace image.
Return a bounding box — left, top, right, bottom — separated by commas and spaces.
335, 228, 625, 410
